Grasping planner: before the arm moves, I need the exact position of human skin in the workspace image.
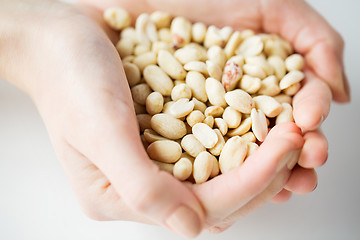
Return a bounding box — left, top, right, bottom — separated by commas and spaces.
0, 0, 348, 237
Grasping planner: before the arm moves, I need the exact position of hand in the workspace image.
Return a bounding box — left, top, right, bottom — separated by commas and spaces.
81, 0, 347, 231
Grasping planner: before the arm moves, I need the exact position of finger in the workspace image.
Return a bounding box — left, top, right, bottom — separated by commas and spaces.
261, 0, 350, 102
192, 122, 304, 224
207, 222, 234, 235
284, 166, 318, 194
298, 130, 328, 168
271, 189, 292, 204
293, 70, 332, 132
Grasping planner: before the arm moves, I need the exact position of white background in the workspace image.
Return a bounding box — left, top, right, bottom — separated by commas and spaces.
1, 0, 359, 239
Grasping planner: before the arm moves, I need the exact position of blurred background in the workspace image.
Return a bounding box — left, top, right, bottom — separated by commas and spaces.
1, 0, 359, 239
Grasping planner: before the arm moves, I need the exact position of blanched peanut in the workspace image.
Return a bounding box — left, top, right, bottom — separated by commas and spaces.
204, 106, 224, 118
143, 65, 174, 96
214, 118, 228, 136
133, 101, 146, 115
150, 11, 172, 29
171, 16, 192, 47
223, 107, 242, 129
122, 55, 135, 63
151, 41, 174, 55
253, 95, 282, 118
186, 43, 208, 61
121, 27, 137, 43
146, 92, 164, 115
135, 13, 151, 47
158, 28, 172, 43
192, 22, 207, 43
173, 158, 193, 181
137, 114, 152, 132
264, 37, 289, 59
210, 158, 220, 178
152, 160, 174, 174
157, 50, 186, 80
243, 64, 267, 79
146, 19, 158, 43
222, 61, 243, 91
241, 131, 256, 143
104, 8, 131, 30
192, 97, 207, 113
251, 108, 268, 142
245, 55, 274, 76
174, 47, 204, 64
246, 142, 259, 157
131, 83, 152, 105
208, 46, 226, 69
205, 78, 227, 108
224, 31, 242, 59
203, 116, 214, 128
208, 129, 225, 156
171, 83, 192, 101
274, 93, 292, 104
134, 44, 150, 56
123, 62, 141, 87
116, 38, 135, 58
193, 151, 215, 184
285, 54, 304, 71
147, 140, 182, 163
151, 113, 187, 139
228, 55, 245, 67
133, 52, 157, 72
283, 82, 301, 96
279, 70, 305, 90
225, 89, 254, 114
206, 60, 223, 81
192, 123, 219, 148
204, 25, 225, 48
143, 128, 168, 143
169, 98, 195, 118
185, 71, 208, 102
219, 26, 233, 43
258, 75, 281, 96
181, 134, 206, 157
268, 56, 286, 80
276, 103, 294, 125
184, 61, 208, 76
227, 116, 252, 137
219, 136, 248, 174
186, 110, 205, 127
239, 75, 261, 94
236, 36, 264, 58
162, 101, 175, 114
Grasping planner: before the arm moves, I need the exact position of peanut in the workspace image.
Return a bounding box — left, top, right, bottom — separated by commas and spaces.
181, 134, 206, 157
147, 140, 182, 163
219, 136, 248, 174
193, 151, 215, 184
192, 123, 219, 148
151, 113, 187, 139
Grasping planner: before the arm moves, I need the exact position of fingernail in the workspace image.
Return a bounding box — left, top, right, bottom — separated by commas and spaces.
166, 205, 201, 238
277, 150, 301, 172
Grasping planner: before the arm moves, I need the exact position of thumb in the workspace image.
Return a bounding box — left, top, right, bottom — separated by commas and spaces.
87, 106, 204, 238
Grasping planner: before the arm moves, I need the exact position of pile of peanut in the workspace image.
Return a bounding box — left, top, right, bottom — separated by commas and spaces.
104, 8, 305, 183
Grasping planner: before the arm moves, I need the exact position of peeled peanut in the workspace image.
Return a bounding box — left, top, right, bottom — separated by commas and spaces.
192, 97, 207, 113
143, 128, 167, 143
276, 103, 294, 125
279, 70, 305, 90
146, 92, 164, 115
184, 61, 208, 76
243, 64, 267, 79
251, 108, 268, 142
214, 118, 228, 136
158, 28, 172, 43
205, 78, 227, 108
131, 83, 152, 105
104, 8, 131, 30
241, 131, 256, 143
181, 134, 206, 157
239, 75, 261, 94
171, 83, 192, 101
186, 110, 205, 127
151, 113, 187, 139
133, 101, 146, 115
225, 89, 255, 114
285, 54, 304, 71
133, 52, 157, 72
116, 38, 135, 58
258, 75, 281, 96
157, 50, 187, 80
253, 95, 283, 118
147, 140, 182, 163
123, 62, 141, 87
204, 25, 225, 48
236, 36, 263, 58
204, 106, 224, 118
247, 142, 259, 157
143, 65, 174, 96
193, 151, 215, 184
208, 129, 226, 156
168, 98, 195, 118
283, 82, 301, 96
223, 107, 242, 129
134, 44, 150, 56
208, 46, 226, 69
192, 22, 207, 43
224, 31, 242, 59
192, 123, 218, 148
137, 114, 152, 132
206, 60, 223, 81
171, 16, 192, 47
185, 71, 208, 102
203, 116, 215, 128
174, 47, 204, 64
151, 41, 174, 55
150, 11, 172, 29
227, 117, 252, 137
173, 158, 193, 181
268, 56, 286, 80
219, 136, 248, 174
135, 13, 151, 47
